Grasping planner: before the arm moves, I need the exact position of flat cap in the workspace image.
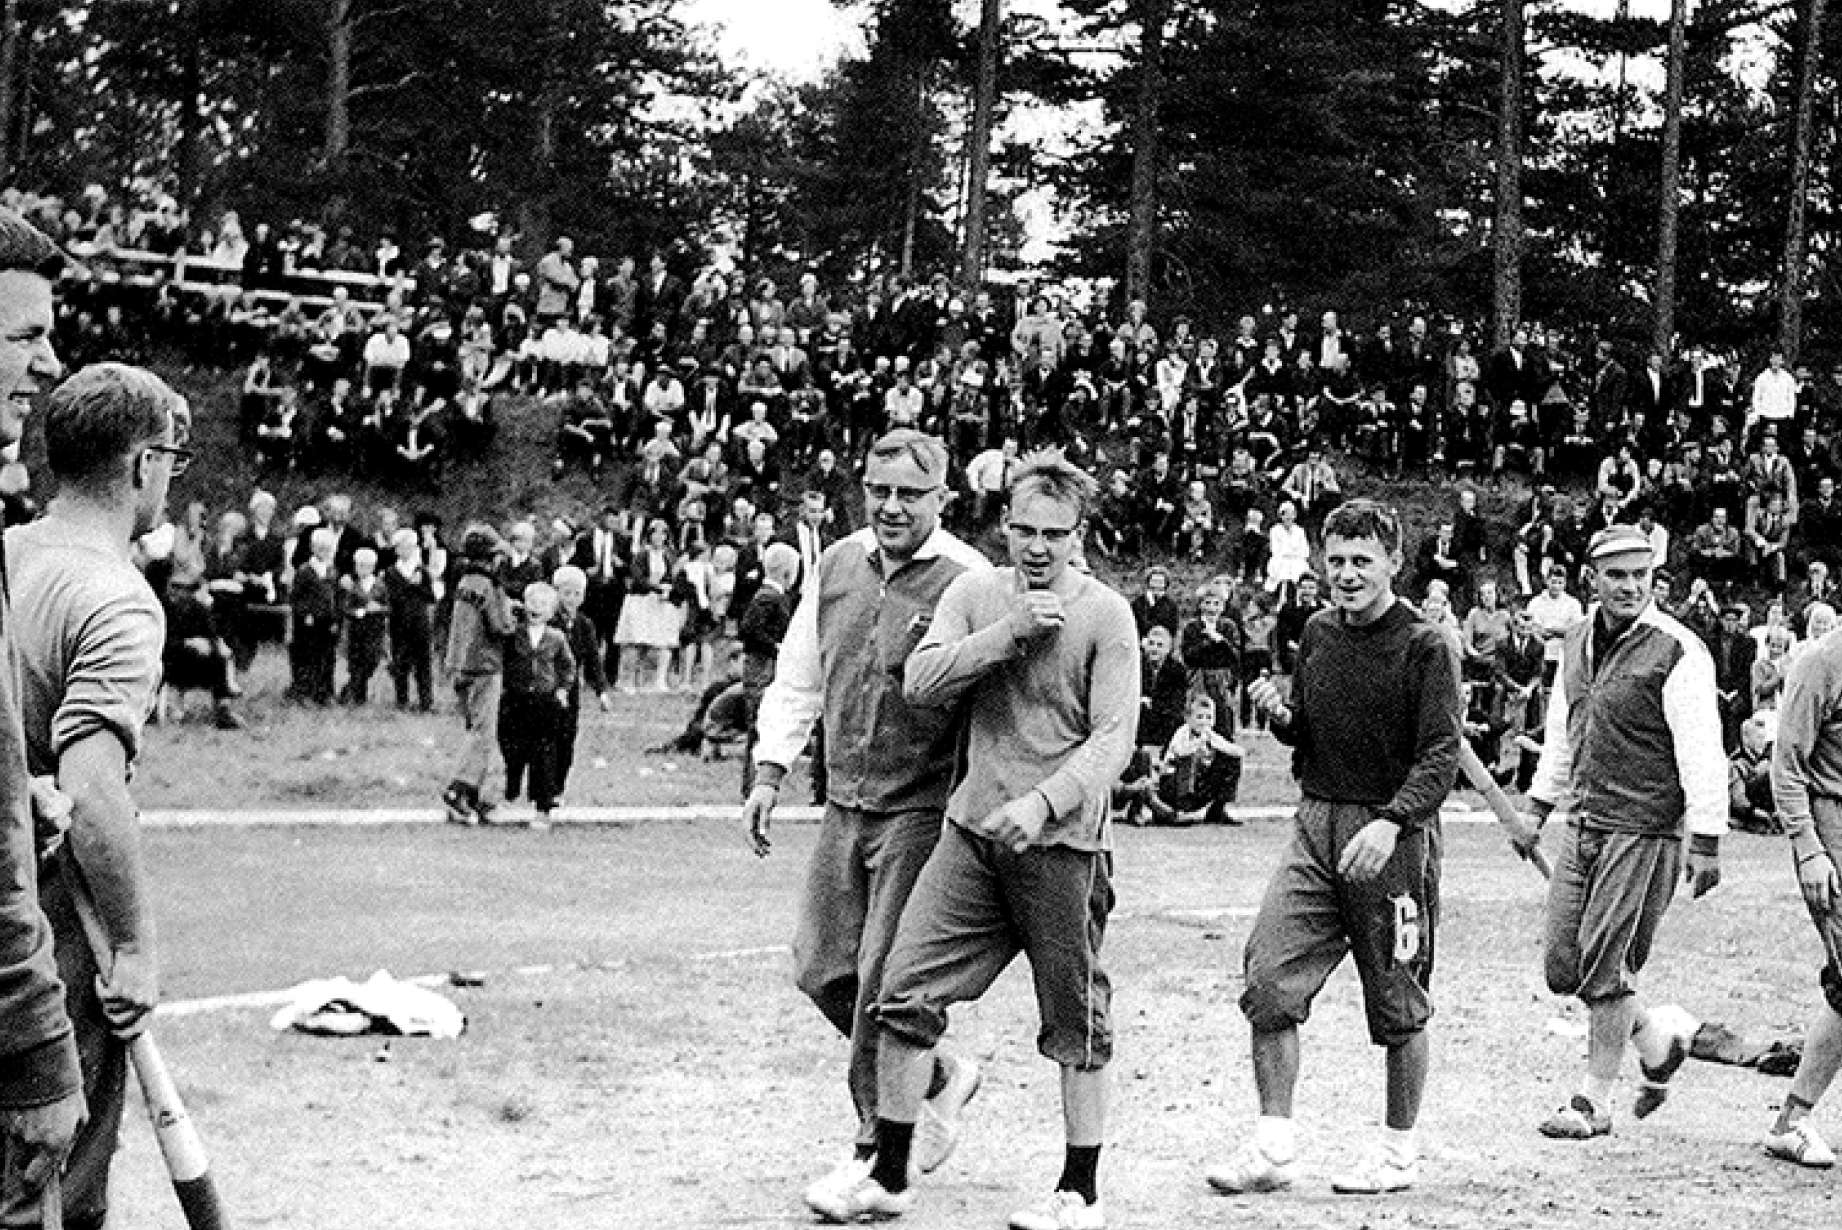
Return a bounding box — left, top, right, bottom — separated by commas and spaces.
1587, 524, 1652, 562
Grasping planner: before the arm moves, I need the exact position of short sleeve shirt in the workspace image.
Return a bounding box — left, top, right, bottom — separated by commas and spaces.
4, 521, 164, 774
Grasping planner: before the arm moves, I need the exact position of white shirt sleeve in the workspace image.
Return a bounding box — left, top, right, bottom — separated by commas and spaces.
1528, 641, 1575, 809
751, 568, 824, 771
1662, 638, 1731, 838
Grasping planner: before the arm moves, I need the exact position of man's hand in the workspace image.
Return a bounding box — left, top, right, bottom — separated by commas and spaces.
1797, 852, 1840, 916
1509, 813, 1545, 860
28, 776, 72, 860
0, 1088, 86, 1192
1245, 677, 1291, 727
1338, 819, 1401, 883
1008, 591, 1066, 642
1685, 849, 1722, 899
976, 792, 1051, 854
96, 945, 159, 1039
742, 783, 778, 858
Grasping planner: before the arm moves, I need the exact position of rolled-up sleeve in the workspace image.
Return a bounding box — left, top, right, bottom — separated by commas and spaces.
51, 594, 164, 764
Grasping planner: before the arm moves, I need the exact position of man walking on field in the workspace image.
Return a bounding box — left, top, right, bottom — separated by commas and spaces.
811, 453, 1139, 1230
1519, 524, 1727, 1139
1212, 498, 1462, 1197
742, 430, 990, 1215
1762, 615, 1842, 1166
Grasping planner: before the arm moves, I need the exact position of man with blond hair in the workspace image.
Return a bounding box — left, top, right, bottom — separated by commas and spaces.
815, 453, 1138, 1230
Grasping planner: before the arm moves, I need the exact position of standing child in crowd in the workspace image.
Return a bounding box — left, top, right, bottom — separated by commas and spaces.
1181, 480, 1216, 562
340, 546, 389, 704
499, 581, 575, 823
551, 565, 611, 803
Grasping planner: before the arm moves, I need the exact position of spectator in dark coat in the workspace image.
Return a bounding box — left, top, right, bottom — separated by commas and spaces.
1130, 566, 1181, 637
385, 529, 438, 711
551, 566, 611, 800
289, 526, 341, 704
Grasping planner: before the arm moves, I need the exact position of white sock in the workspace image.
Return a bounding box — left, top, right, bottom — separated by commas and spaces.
1382, 1125, 1417, 1162
1582, 1076, 1614, 1108
1254, 1116, 1295, 1161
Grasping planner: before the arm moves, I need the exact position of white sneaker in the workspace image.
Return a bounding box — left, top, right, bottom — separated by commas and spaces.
915, 1055, 982, 1173
1205, 1140, 1296, 1194
1763, 1120, 1837, 1169
1330, 1149, 1418, 1194
804, 1156, 872, 1215
803, 1158, 914, 1222
1008, 1190, 1105, 1230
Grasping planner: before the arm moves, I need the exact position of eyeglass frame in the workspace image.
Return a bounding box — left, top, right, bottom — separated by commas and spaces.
144, 443, 193, 476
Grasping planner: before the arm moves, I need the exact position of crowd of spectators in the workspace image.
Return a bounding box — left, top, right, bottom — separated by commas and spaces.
10, 183, 1841, 826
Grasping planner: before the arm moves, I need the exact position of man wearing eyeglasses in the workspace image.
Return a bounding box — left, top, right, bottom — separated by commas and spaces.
826, 453, 1138, 1229
744, 429, 993, 1217
6, 363, 191, 1230
0, 207, 85, 1229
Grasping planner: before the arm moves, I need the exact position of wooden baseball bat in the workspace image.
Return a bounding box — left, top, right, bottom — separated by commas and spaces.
66, 872, 232, 1230
1457, 742, 1553, 880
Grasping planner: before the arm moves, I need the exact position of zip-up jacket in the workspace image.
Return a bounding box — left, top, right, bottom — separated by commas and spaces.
1531, 603, 1727, 839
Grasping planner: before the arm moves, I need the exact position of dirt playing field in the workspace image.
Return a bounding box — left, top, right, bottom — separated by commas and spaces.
105, 780, 1840, 1229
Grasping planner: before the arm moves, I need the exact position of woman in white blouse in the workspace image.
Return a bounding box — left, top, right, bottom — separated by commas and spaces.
1264, 499, 1313, 603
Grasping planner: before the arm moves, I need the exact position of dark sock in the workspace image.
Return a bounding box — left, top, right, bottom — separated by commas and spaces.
870, 1120, 915, 1192
924, 1057, 949, 1100
1057, 1144, 1101, 1204
853, 1141, 877, 1162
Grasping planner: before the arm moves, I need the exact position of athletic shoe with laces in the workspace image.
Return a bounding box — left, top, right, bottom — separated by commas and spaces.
1204, 1140, 1296, 1194
1007, 1189, 1105, 1230
802, 1166, 914, 1224
1763, 1120, 1837, 1168
915, 1055, 982, 1173
1539, 1094, 1612, 1140
804, 1157, 872, 1218
1632, 1005, 1695, 1119
1330, 1149, 1418, 1194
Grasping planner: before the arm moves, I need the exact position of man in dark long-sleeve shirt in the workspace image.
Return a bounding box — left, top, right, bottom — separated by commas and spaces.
1209, 499, 1461, 1199
0, 206, 85, 1224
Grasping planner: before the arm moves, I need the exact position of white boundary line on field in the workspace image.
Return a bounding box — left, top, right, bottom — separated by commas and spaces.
139, 801, 1500, 829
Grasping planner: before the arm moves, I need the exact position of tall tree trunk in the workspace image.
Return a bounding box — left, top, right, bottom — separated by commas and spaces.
0, 0, 18, 185
959, 0, 1001, 286
1492, 0, 1525, 347
1653, 0, 1687, 357
1777, 0, 1829, 360
323, 0, 351, 166
900, 61, 929, 279
518, 0, 562, 246
174, 1, 203, 207
1125, 0, 1170, 310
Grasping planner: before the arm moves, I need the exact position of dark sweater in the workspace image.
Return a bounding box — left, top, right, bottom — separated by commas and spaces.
1271, 599, 1462, 832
